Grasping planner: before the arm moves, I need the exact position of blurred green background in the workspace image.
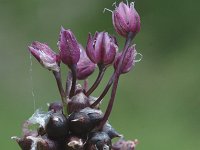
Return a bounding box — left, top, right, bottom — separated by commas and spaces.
0, 0, 200, 149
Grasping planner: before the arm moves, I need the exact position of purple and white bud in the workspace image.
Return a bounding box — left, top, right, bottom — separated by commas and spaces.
114, 45, 137, 74
112, 2, 141, 38
58, 27, 80, 66
112, 138, 138, 150
28, 41, 60, 72
77, 45, 96, 80
86, 32, 118, 67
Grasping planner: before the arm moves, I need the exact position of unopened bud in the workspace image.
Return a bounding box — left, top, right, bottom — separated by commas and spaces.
77, 45, 96, 80
114, 45, 137, 74
112, 2, 141, 38
58, 27, 80, 66
28, 41, 60, 72
86, 32, 118, 67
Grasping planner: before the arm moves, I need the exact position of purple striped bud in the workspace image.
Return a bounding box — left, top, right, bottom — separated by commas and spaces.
112, 2, 141, 38
28, 41, 60, 72
77, 45, 96, 80
114, 45, 137, 74
58, 27, 80, 66
86, 32, 118, 67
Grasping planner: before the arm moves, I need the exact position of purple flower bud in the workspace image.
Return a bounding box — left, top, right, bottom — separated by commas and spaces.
86, 32, 118, 67
112, 2, 141, 38
77, 45, 96, 80
58, 27, 80, 66
114, 45, 137, 74
28, 41, 60, 72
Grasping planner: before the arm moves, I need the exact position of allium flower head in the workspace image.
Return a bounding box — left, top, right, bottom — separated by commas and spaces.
28, 41, 60, 72
77, 45, 96, 80
112, 2, 141, 38
86, 32, 118, 67
114, 44, 137, 74
58, 27, 80, 66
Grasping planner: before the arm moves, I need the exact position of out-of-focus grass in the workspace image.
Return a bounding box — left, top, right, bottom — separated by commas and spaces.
0, 0, 200, 149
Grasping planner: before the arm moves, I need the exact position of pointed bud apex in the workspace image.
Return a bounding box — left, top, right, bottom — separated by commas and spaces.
45, 113, 69, 140
114, 45, 137, 74
58, 27, 80, 66
112, 2, 141, 38
28, 41, 60, 72
86, 32, 118, 67
77, 45, 96, 80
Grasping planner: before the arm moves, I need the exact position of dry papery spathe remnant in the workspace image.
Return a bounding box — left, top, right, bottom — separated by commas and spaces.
12, 1, 142, 150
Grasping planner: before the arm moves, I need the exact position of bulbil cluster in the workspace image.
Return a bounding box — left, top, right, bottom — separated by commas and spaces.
13, 1, 141, 150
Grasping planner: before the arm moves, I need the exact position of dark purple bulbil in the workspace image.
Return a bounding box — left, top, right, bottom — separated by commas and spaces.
67, 92, 90, 114
86, 132, 112, 150
45, 113, 69, 140
14, 1, 142, 150
68, 107, 103, 136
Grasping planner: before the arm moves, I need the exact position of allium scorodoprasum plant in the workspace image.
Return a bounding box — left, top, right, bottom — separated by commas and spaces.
12, 1, 142, 150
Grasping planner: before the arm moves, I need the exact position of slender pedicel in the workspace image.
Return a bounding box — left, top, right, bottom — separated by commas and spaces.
52, 71, 67, 115
86, 65, 106, 96
69, 64, 77, 98
65, 71, 72, 97
90, 73, 114, 108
